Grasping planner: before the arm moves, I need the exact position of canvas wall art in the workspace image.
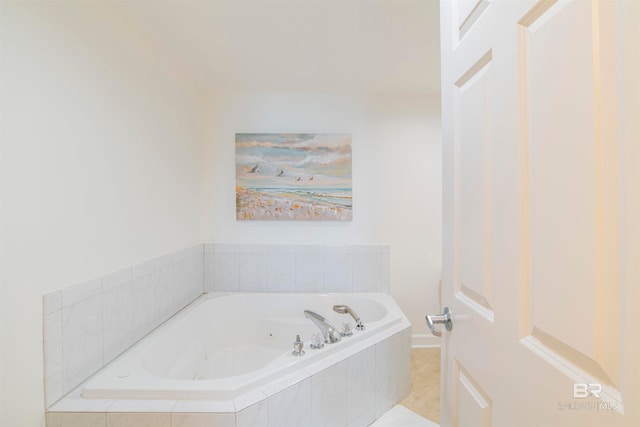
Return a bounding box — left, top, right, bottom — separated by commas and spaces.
236, 133, 352, 221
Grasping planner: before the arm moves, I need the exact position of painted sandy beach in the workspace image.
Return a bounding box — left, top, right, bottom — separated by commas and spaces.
236, 133, 352, 221
236, 187, 352, 221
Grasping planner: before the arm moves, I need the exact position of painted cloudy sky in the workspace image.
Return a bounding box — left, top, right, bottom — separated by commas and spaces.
236, 133, 352, 189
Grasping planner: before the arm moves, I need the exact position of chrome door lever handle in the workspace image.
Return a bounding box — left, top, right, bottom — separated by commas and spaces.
426, 307, 452, 337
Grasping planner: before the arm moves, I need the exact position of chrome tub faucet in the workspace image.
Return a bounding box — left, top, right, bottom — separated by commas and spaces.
303, 310, 342, 344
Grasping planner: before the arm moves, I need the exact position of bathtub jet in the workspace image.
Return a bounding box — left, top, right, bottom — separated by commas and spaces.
303, 310, 342, 344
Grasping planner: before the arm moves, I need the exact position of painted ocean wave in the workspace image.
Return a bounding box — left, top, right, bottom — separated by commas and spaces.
248, 187, 352, 208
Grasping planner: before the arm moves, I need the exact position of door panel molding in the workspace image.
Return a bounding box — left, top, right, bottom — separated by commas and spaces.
454, 50, 495, 321
517, 0, 623, 408
456, 0, 492, 41
454, 359, 493, 427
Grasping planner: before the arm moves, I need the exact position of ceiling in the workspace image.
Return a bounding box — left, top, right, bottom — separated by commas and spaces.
116, 0, 441, 94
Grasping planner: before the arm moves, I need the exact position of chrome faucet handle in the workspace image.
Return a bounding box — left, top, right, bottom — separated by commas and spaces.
341, 322, 353, 337
310, 333, 324, 349
292, 334, 305, 356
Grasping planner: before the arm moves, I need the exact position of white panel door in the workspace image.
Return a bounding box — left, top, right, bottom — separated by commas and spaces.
439, 0, 640, 426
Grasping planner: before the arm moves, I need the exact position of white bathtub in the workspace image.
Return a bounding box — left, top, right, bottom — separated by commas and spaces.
82, 292, 408, 401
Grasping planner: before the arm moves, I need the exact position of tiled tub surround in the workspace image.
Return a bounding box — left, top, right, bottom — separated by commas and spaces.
42, 243, 392, 425
205, 244, 390, 293
43, 245, 204, 407
47, 293, 411, 427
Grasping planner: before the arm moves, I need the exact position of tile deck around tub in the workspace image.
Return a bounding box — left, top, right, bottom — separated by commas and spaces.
47, 322, 411, 427
44, 244, 390, 410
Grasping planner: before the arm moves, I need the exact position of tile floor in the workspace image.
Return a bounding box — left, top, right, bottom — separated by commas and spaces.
371, 405, 439, 427
400, 348, 441, 424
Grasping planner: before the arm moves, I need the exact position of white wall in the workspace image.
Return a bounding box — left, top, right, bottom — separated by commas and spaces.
1, 4, 442, 425
0, 3, 206, 426
202, 92, 442, 346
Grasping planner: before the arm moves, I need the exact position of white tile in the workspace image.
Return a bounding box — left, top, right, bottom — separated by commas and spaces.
155, 265, 176, 322
106, 412, 170, 427
239, 250, 268, 292
311, 359, 348, 427
399, 379, 411, 402
304, 353, 341, 377
374, 336, 393, 407
347, 346, 376, 424
132, 258, 156, 279
173, 400, 235, 413
148, 269, 165, 325
171, 413, 236, 427
370, 405, 439, 427
172, 246, 199, 264
379, 282, 390, 293
47, 412, 106, 427
44, 310, 63, 407
267, 252, 295, 293
398, 327, 412, 391
167, 262, 184, 313
295, 245, 324, 255
324, 246, 353, 292
380, 246, 390, 282
190, 243, 205, 257
216, 244, 239, 253
352, 245, 382, 254
353, 247, 382, 292
66, 384, 84, 398
375, 330, 410, 410
131, 261, 154, 280
62, 278, 102, 307
237, 399, 268, 427
233, 389, 268, 412
386, 329, 410, 403
347, 407, 375, 427
214, 245, 239, 292
103, 267, 133, 292
159, 265, 192, 321
295, 246, 324, 293
103, 282, 134, 363
238, 244, 270, 253
375, 398, 394, 420
49, 397, 115, 412
173, 257, 202, 308
62, 295, 103, 393
131, 275, 157, 343
267, 244, 296, 254
157, 254, 174, 269
44, 291, 62, 314
260, 369, 310, 398
268, 378, 312, 427
204, 252, 215, 293
45, 371, 64, 408
108, 400, 177, 412
185, 255, 204, 300
132, 251, 174, 279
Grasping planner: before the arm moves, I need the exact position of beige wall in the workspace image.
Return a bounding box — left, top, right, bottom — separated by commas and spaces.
1, 3, 206, 425
202, 92, 442, 347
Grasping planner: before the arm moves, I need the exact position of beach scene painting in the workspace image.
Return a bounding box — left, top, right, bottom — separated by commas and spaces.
236, 133, 352, 221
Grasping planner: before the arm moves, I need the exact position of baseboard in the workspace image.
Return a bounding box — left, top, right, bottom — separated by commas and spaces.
412, 333, 441, 348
